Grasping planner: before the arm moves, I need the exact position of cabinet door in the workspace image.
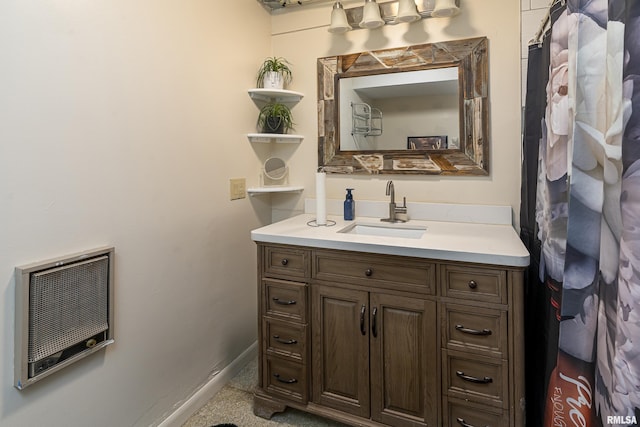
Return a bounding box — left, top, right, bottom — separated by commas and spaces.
311, 285, 370, 418
370, 293, 438, 427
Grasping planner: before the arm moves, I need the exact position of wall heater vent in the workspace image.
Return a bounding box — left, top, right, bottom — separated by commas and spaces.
14, 247, 114, 390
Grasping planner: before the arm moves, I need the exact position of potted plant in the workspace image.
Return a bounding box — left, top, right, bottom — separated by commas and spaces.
256, 57, 293, 89
257, 102, 294, 134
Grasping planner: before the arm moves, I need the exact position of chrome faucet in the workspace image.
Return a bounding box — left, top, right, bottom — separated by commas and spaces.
381, 180, 408, 223
387, 180, 395, 203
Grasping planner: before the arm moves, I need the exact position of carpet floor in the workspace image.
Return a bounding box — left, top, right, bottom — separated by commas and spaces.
182, 357, 347, 427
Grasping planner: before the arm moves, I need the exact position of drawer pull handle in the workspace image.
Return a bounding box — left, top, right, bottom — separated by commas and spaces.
365, 268, 373, 277
456, 417, 487, 427
281, 259, 289, 266
273, 335, 297, 345
272, 297, 296, 305
455, 324, 492, 336
468, 280, 478, 289
456, 370, 493, 384
372, 307, 378, 337
273, 373, 298, 384
360, 305, 367, 336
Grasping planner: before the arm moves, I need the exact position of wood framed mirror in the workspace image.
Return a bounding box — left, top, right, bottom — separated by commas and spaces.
317, 37, 489, 175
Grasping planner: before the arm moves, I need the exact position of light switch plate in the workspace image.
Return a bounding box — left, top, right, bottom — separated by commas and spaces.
230, 178, 246, 200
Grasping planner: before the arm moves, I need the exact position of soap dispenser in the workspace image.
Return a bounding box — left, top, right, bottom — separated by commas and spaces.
344, 188, 355, 220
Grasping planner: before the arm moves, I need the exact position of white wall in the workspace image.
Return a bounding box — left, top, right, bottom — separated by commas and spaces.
521, 0, 550, 105
267, 0, 523, 225
377, 95, 459, 149
0, 1, 272, 426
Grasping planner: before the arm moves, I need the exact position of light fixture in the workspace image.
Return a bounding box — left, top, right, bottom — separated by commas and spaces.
321, 0, 462, 33
328, 1, 352, 33
431, 0, 460, 18
395, 0, 420, 23
360, 0, 384, 29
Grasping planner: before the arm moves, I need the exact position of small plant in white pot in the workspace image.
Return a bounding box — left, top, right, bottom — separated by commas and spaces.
256, 57, 292, 89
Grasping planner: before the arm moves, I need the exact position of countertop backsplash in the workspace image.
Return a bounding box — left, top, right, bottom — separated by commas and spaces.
303, 198, 513, 226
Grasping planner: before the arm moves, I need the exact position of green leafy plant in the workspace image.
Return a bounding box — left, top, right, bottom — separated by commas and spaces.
257, 102, 294, 134
256, 57, 293, 88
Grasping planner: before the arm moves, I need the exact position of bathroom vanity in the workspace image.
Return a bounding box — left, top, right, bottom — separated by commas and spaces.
252, 207, 528, 427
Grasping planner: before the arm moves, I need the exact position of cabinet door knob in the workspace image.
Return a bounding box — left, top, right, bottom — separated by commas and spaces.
365, 268, 373, 277
281, 258, 289, 266
468, 280, 478, 289
455, 324, 492, 336
456, 370, 493, 384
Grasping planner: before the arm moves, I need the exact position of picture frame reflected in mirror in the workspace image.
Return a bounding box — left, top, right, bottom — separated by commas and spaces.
408, 136, 448, 150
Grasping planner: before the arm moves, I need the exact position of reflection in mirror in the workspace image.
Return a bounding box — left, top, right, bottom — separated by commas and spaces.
340, 67, 460, 152
262, 157, 289, 186
318, 37, 489, 175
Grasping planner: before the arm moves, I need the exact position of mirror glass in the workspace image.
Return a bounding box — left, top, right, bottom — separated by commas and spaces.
318, 37, 489, 175
339, 67, 460, 152
262, 157, 288, 186
264, 157, 287, 180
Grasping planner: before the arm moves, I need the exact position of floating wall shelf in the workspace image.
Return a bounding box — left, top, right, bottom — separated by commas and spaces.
247, 185, 305, 196
248, 89, 304, 104
247, 133, 304, 143
247, 87, 304, 200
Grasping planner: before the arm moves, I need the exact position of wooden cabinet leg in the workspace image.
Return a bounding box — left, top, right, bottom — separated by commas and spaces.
253, 392, 287, 419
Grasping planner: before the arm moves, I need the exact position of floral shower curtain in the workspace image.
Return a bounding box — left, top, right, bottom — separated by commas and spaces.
524, 0, 640, 425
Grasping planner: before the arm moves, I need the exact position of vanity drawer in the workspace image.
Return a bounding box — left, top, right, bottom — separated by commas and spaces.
263, 318, 307, 362
264, 356, 308, 404
442, 303, 507, 358
313, 250, 435, 294
441, 264, 507, 304
263, 245, 310, 280
263, 279, 307, 323
443, 397, 507, 427
443, 349, 508, 409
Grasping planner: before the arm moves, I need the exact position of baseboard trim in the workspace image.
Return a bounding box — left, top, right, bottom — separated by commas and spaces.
158, 341, 258, 427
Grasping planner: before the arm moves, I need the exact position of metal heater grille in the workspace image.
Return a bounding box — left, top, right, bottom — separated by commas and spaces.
14, 246, 114, 389
28, 256, 109, 363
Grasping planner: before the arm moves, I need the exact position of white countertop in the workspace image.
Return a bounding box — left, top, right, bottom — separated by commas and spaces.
251, 213, 530, 268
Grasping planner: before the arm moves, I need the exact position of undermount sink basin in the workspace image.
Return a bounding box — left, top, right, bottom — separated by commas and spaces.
338, 222, 427, 239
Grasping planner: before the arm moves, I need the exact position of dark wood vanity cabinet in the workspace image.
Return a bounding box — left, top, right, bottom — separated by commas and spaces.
312, 285, 438, 427
440, 264, 525, 427
257, 246, 311, 408
254, 243, 525, 427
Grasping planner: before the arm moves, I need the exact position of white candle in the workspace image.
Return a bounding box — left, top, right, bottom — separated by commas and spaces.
316, 171, 327, 225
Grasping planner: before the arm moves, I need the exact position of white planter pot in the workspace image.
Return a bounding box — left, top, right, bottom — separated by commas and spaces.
262, 71, 284, 89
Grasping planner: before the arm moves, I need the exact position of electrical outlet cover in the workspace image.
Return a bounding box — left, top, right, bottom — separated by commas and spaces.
230, 178, 246, 200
